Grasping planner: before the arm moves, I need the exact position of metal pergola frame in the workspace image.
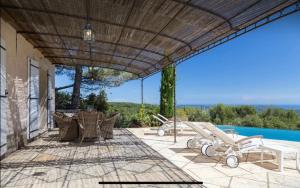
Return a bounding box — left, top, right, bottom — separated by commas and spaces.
141, 2, 299, 143
1, 0, 299, 143
2, 1, 298, 78
144, 2, 300, 79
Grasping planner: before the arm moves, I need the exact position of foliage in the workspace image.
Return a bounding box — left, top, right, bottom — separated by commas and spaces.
208, 104, 299, 129
83, 90, 109, 113
176, 109, 188, 121
260, 108, 299, 129
86, 93, 97, 106
55, 94, 300, 130
263, 116, 287, 129
209, 104, 236, 124
109, 103, 299, 130
108, 102, 160, 128
240, 115, 263, 127
177, 108, 210, 122
235, 105, 257, 117
55, 91, 72, 109
95, 90, 109, 112
136, 104, 152, 126
55, 65, 137, 93
160, 64, 175, 118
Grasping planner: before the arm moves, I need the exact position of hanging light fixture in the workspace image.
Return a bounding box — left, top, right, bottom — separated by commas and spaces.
82, 23, 95, 42
83, 0, 95, 42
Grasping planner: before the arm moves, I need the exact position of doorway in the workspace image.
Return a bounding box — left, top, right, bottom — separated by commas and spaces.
28, 58, 40, 139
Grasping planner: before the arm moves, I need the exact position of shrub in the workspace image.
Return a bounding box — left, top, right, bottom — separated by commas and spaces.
55, 91, 71, 109
209, 104, 236, 124
263, 116, 287, 129
241, 115, 263, 127
95, 90, 109, 112
185, 109, 210, 122
235, 105, 257, 118
231, 118, 243, 125
108, 102, 159, 128
176, 109, 188, 121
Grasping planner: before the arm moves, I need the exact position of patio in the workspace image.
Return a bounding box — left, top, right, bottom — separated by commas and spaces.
1, 1, 300, 188
129, 128, 300, 188
1, 0, 299, 155
0, 128, 202, 188
2, 127, 299, 188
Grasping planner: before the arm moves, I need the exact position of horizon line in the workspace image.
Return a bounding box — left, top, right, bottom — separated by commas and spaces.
108, 101, 300, 106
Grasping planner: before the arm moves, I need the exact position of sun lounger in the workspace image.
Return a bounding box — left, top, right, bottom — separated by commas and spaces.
157, 114, 170, 122
152, 114, 190, 136
183, 121, 264, 168
186, 122, 300, 170
184, 121, 216, 148
199, 122, 263, 167
260, 144, 299, 172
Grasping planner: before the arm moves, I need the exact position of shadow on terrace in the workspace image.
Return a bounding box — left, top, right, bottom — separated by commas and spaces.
0, 129, 203, 188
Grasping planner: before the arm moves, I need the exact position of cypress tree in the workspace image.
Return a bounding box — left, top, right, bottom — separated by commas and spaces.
160, 64, 175, 118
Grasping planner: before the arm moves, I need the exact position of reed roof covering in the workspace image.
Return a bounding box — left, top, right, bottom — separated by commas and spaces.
1, 0, 298, 77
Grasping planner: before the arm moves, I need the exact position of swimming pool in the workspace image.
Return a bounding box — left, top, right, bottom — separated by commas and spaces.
217, 125, 300, 142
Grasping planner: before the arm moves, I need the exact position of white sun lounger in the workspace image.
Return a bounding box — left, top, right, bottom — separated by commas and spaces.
152, 114, 190, 136
183, 122, 299, 170
260, 144, 299, 172
187, 122, 300, 170
183, 121, 264, 168
184, 121, 218, 148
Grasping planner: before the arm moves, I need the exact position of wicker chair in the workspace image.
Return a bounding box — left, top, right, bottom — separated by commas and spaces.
77, 111, 104, 143
53, 113, 78, 141
100, 113, 119, 139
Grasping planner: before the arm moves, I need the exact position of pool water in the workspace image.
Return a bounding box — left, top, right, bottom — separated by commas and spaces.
217, 125, 300, 142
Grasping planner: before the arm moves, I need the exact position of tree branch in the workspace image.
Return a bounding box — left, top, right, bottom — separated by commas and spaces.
55, 84, 74, 91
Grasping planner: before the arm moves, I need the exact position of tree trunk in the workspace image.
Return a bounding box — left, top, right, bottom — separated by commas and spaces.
71, 65, 82, 109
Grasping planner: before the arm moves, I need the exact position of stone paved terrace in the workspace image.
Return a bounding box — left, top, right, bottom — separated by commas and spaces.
128, 128, 300, 188
0, 129, 203, 188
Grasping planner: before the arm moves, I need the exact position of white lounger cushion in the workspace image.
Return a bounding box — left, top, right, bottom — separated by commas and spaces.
183, 121, 213, 138
196, 122, 236, 145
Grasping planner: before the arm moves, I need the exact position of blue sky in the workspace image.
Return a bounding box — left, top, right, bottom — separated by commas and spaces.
56, 12, 300, 105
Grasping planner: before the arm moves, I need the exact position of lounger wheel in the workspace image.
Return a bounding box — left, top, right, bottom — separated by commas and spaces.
205, 145, 215, 157
201, 144, 208, 155
157, 129, 165, 136
226, 155, 239, 168
201, 144, 214, 157
187, 139, 195, 148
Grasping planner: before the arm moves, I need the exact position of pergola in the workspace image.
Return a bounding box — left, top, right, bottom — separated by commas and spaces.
1, 0, 299, 142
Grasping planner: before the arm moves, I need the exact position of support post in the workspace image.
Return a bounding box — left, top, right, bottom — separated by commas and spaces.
141, 78, 144, 105
173, 64, 176, 143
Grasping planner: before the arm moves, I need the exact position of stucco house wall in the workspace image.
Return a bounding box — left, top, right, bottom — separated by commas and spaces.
0, 18, 55, 155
